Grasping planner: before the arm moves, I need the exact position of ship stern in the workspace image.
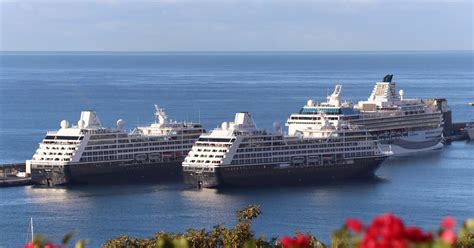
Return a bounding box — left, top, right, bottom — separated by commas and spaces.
183, 166, 220, 188
31, 164, 70, 186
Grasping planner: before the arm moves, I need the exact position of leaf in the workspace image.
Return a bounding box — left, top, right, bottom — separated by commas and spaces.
237, 205, 262, 223
75, 240, 87, 248
243, 239, 257, 248
172, 237, 189, 248
62, 231, 75, 244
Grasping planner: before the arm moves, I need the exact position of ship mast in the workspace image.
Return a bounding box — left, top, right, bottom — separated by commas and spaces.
30, 217, 34, 242
26, 217, 34, 244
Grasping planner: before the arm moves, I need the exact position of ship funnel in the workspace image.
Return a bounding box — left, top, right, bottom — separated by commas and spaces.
383, 74, 393, 82
79, 111, 102, 128
367, 76, 399, 103
234, 112, 258, 131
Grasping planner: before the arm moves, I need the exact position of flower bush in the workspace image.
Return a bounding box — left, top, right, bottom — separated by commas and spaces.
25, 206, 474, 248
332, 213, 474, 248
23, 232, 86, 248
281, 234, 312, 248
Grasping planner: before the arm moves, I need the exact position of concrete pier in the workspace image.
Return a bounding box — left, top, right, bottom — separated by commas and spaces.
0, 163, 32, 187
0, 177, 32, 187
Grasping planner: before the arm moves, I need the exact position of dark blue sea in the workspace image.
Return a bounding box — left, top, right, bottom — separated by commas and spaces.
0, 52, 473, 247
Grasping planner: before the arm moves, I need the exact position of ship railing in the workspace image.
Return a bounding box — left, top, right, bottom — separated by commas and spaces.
343, 124, 365, 130
31, 161, 69, 166
233, 130, 268, 136
81, 128, 120, 134
183, 165, 214, 172
359, 111, 405, 119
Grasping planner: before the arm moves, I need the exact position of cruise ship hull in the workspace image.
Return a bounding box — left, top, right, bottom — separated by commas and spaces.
381, 136, 443, 156
183, 156, 387, 188
31, 160, 183, 186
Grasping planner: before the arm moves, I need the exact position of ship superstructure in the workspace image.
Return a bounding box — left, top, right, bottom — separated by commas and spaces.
286, 75, 444, 155
183, 112, 389, 188
29, 105, 204, 186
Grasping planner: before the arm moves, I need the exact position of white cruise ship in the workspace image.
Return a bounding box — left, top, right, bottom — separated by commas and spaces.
286, 75, 444, 156
182, 112, 390, 188
28, 105, 204, 186
466, 122, 474, 140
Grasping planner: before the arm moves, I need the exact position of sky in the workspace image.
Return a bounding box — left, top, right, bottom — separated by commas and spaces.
0, 0, 472, 51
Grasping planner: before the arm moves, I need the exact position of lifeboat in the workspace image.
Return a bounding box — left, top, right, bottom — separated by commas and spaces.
135, 154, 148, 161
291, 156, 306, 165
307, 156, 320, 164
148, 153, 161, 161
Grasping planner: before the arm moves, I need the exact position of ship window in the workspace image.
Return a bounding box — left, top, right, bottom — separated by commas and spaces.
198, 138, 233, 143
45, 135, 83, 140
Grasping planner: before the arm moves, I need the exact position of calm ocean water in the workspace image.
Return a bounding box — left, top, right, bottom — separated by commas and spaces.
0, 52, 473, 247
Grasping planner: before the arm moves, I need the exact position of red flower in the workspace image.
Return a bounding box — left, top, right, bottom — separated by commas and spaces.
404, 226, 433, 243
44, 243, 58, 248
295, 234, 311, 247
281, 236, 296, 248
24, 241, 59, 248
281, 234, 310, 248
441, 229, 457, 246
346, 218, 363, 233
24, 242, 34, 248
359, 213, 408, 248
442, 216, 456, 230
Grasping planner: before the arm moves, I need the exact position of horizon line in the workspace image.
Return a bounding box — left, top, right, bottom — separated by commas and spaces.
1, 49, 473, 53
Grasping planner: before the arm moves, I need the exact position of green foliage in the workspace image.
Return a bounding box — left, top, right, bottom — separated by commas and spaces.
102, 205, 327, 248
31, 208, 473, 248
101, 235, 154, 248
457, 232, 474, 248
457, 219, 474, 248
331, 227, 351, 248
237, 205, 262, 223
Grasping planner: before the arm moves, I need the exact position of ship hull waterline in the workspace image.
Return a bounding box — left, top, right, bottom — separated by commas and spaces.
183, 156, 388, 188
31, 160, 183, 186
381, 140, 443, 157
